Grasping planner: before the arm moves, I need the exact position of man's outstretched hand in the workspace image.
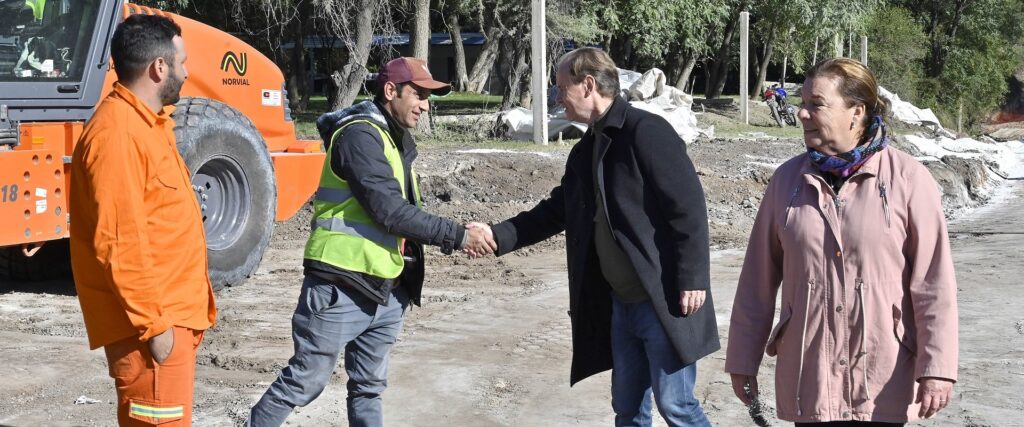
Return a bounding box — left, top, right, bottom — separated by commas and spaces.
463, 222, 497, 258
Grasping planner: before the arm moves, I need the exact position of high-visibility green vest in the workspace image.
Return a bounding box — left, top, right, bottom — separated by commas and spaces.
303, 119, 422, 279
25, 0, 45, 20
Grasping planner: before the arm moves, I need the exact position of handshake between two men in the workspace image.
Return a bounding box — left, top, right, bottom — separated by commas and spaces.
462, 222, 497, 258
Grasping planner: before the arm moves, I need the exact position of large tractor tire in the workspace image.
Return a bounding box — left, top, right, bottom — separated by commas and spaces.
172, 97, 276, 290
0, 239, 71, 283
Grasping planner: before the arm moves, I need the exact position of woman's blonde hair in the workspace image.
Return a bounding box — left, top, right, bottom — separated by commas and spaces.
805, 58, 891, 133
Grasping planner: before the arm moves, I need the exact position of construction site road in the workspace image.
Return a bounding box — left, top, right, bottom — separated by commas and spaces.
0, 140, 1021, 426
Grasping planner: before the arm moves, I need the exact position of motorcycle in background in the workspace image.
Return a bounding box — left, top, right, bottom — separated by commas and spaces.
763, 84, 797, 127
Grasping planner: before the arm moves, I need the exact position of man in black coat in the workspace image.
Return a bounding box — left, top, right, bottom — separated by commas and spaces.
474, 48, 719, 426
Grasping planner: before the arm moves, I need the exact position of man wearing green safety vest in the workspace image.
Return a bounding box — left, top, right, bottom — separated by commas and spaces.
248, 57, 496, 427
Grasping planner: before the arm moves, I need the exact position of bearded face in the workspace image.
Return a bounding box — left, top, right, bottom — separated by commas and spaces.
159, 63, 184, 106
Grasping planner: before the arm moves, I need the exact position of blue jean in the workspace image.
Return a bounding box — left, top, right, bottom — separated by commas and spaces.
610, 295, 710, 427
248, 274, 408, 427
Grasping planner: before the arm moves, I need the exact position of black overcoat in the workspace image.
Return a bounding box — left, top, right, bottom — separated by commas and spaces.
492, 96, 721, 385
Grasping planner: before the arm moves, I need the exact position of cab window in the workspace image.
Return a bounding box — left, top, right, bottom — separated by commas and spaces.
0, 0, 102, 81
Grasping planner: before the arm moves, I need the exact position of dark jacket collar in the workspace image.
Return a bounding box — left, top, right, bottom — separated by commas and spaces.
600, 95, 628, 131
587, 96, 628, 160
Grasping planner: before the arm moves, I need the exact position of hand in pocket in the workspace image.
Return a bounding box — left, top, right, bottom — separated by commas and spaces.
149, 328, 175, 364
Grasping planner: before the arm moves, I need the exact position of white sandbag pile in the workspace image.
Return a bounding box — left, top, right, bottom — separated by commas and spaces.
879, 86, 954, 137
903, 134, 1021, 178
497, 107, 588, 141
500, 67, 711, 143
888, 86, 1024, 214
623, 68, 710, 143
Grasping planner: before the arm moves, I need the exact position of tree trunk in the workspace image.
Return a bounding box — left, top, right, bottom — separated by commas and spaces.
330, 0, 376, 110
411, 0, 430, 60
610, 37, 635, 70
411, 0, 431, 133
518, 62, 532, 108
467, 27, 501, 93
705, 3, 745, 99
957, 97, 963, 134
750, 30, 775, 99
926, 0, 969, 78
665, 48, 682, 84
702, 59, 711, 95
498, 36, 517, 110
674, 51, 698, 91
299, 0, 313, 109
499, 36, 529, 111
449, 13, 469, 92
287, 0, 311, 112
780, 55, 787, 86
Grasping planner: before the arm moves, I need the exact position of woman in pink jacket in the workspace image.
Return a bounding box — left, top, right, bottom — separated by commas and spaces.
725, 58, 958, 426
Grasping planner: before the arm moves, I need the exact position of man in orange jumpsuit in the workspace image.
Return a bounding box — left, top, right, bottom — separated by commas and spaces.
69, 14, 216, 426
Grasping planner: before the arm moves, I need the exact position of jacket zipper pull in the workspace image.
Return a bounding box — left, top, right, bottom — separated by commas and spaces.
879, 182, 891, 227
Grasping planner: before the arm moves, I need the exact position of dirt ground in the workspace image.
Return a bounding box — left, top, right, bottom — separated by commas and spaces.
1, 134, 1021, 426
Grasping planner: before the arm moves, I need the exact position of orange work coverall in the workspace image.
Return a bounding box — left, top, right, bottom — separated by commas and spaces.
70, 82, 216, 426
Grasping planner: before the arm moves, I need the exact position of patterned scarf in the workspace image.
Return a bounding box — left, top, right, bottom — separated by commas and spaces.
807, 116, 889, 177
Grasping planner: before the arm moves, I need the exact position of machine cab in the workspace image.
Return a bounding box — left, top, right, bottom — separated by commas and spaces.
0, 0, 118, 124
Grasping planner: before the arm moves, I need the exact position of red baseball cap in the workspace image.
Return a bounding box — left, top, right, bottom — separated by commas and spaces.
377, 57, 451, 96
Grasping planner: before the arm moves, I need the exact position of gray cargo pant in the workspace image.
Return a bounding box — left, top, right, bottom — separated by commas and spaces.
247, 274, 408, 427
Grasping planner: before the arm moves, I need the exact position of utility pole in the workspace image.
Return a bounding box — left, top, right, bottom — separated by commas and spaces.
739, 11, 749, 124
531, 0, 548, 145
780, 55, 788, 87
860, 35, 868, 65
813, 36, 819, 64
